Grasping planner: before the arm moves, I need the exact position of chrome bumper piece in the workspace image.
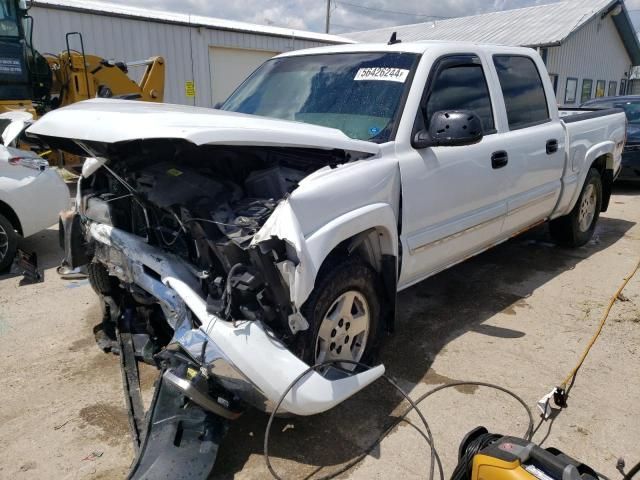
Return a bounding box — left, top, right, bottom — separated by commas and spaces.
89, 223, 385, 416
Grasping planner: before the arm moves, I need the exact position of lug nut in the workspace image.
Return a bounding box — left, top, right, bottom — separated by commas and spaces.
331, 329, 336, 337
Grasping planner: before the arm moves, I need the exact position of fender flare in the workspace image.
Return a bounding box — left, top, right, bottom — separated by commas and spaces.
564, 141, 615, 215
299, 202, 398, 305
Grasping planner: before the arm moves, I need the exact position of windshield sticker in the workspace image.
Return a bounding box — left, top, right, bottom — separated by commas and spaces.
354, 67, 409, 83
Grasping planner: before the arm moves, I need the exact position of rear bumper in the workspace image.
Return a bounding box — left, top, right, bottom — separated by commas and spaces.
88, 223, 384, 416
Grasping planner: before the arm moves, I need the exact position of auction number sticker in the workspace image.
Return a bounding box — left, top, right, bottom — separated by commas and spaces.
354, 67, 409, 83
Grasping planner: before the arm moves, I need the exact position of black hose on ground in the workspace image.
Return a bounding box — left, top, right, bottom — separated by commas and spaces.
623, 460, 640, 480
263, 361, 534, 480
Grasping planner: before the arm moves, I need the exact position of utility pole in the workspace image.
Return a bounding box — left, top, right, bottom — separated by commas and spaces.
325, 0, 330, 33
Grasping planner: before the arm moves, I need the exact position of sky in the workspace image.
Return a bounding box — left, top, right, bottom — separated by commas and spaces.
99, 0, 640, 34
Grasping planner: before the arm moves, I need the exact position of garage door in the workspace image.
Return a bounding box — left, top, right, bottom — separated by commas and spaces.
209, 47, 278, 105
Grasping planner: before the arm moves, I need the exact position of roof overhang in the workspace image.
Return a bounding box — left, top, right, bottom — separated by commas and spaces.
30, 0, 352, 45
608, 1, 640, 65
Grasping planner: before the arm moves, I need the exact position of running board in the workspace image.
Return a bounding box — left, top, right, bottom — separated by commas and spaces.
127, 370, 228, 480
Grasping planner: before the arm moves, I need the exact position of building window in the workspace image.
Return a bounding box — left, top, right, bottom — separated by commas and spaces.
619, 79, 627, 95
608, 81, 617, 97
493, 55, 549, 129
580, 79, 593, 103
549, 74, 559, 94
595, 80, 606, 97
565, 77, 578, 104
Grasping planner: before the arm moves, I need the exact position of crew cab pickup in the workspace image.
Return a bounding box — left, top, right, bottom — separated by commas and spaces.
28, 42, 625, 419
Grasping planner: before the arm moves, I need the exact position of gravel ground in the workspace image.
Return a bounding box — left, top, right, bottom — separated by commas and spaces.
0, 186, 638, 480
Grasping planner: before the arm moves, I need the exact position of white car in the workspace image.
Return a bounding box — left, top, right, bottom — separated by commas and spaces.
0, 145, 69, 271
29, 42, 624, 417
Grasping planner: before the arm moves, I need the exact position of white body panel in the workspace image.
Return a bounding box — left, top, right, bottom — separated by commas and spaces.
0, 147, 69, 237
27, 41, 625, 415
27, 99, 380, 155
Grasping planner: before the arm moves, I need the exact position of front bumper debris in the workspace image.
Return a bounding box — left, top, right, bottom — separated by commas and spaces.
127, 370, 228, 480
90, 222, 385, 416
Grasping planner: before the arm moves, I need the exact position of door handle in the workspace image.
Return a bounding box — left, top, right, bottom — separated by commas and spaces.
546, 139, 558, 154
491, 150, 508, 169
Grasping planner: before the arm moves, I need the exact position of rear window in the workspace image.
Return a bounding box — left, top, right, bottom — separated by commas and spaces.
493, 55, 550, 130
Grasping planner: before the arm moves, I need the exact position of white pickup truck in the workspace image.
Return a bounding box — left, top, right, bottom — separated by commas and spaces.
29, 41, 625, 418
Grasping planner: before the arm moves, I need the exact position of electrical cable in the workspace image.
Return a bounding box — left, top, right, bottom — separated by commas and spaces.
182, 217, 241, 228
263, 361, 534, 480
262, 259, 638, 478
337, 0, 450, 19
623, 460, 640, 480
558, 258, 640, 393
450, 431, 502, 480
264, 359, 442, 480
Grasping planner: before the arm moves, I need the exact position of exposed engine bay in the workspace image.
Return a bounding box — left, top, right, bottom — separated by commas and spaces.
82, 141, 345, 342
59, 138, 384, 425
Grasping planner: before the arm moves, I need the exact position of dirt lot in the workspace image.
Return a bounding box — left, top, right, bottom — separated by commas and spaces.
0, 186, 638, 480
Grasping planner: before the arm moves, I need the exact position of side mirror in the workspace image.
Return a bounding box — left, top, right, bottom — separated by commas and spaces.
412, 110, 483, 149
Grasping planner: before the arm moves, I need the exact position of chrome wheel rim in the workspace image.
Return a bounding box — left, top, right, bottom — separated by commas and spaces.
315, 290, 370, 369
578, 183, 597, 232
0, 224, 8, 263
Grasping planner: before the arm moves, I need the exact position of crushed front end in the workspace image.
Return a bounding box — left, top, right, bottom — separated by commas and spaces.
56, 138, 383, 473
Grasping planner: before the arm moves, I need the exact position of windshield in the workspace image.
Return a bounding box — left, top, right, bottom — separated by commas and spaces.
0, 0, 19, 38
585, 100, 640, 125
221, 52, 419, 143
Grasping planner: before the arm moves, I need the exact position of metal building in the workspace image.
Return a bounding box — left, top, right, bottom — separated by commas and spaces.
348, 0, 640, 106
29, 0, 348, 107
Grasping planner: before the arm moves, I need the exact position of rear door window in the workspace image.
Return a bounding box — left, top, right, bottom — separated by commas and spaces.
493, 55, 550, 130
424, 58, 495, 133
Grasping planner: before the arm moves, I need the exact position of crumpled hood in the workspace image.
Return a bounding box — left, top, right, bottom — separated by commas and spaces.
26, 98, 381, 155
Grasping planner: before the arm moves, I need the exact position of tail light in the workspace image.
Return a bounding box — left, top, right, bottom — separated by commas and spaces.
8, 156, 49, 171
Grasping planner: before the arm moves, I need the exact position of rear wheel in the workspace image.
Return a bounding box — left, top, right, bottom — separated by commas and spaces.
299, 258, 382, 370
549, 168, 602, 247
0, 213, 18, 273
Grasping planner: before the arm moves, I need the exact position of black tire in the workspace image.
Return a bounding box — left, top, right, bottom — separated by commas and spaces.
298, 257, 383, 367
88, 262, 114, 295
549, 168, 602, 247
0, 213, 18, 273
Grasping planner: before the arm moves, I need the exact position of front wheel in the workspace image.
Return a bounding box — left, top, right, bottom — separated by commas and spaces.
0, 213, 18, 273
549, 167, 602, 247
299, 258, 383, 369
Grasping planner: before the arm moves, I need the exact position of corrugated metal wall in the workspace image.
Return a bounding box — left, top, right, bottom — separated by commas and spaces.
29, 6, 330, 106
546, 13, 632, 106
629, 79, 640, 94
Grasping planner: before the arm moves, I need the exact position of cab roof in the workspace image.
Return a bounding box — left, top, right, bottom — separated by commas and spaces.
275, 40, 538, 58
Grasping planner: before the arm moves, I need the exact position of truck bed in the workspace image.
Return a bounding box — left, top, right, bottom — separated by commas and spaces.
558, 107, 624, 123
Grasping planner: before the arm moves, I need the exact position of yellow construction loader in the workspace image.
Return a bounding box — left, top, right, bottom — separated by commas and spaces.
0, 0, 164, 164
